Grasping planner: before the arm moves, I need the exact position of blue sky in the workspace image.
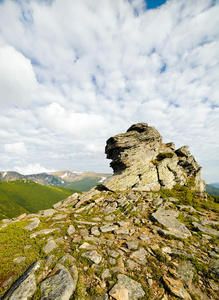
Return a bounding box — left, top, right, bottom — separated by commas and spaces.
0, 0, 219, 183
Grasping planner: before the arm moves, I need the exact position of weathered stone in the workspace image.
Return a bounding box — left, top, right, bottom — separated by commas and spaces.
40, 264, 75, 300
127, 259, 138, 269
91, 226, 100, 236
108, 249, 120, 258
192, 222, 219, 237
81, 250, 102, 264
75, 188, 100, 208
100, 224, 119, 233
209, 259, 219, 277
177, 261, 195, 284
102, 123, 205, 192
130, 247, 147, 265
52, 213, 67, 220
39, 209, 56, 217
30, 228, 60, 238
67, 225, 75, 235
115, 274, 145, 299
114, 228, 130, 235
101, 269, 111, 280
109, 284, 129, 300
126, 241, 139, 250
2, 261, 41, 300
152, 210, 191, 239
13, 256, 26, 263
163, 275, 192, 299
43, 239, 58, 254
24, 218, 40, 231
79, 242, 96, 250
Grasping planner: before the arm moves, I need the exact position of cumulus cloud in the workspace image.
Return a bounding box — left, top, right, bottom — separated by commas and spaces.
0, 0, 218, 182
14, 163, 55, 175
0, 45, 37, 108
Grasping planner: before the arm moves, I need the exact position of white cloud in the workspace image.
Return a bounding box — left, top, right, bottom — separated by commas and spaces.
0, 45, 37, 108
14, 163, 55, 175
4, 142, 27, 156
0, 0, 218, 182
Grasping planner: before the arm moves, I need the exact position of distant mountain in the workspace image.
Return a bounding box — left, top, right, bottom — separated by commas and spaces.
0, 179, 78, 220
210, 182, 219, 189
0, 170, 112, 191
206, 184, 219, 196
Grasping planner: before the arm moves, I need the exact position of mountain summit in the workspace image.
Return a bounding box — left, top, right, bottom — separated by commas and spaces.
103, 123, 205, 193
1, 123, 218, 300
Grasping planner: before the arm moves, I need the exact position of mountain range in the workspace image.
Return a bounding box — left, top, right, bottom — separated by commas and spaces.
0, 170, 112, 191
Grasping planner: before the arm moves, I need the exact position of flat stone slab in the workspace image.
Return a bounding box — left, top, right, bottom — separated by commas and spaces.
2, 261, 41, 300
67, 225, 75, 236
192, 222, 219, 237
30, 228, 60, 238
163, 275, 192, 299
43, 240, 58, 254
52, 214, 68, 220
81, 250, 102, 264
100, 224, 119, 233
40, 264, 75, 300
110, 274, 145, 300
24, 218, 40, 231
151, 210, 191, 239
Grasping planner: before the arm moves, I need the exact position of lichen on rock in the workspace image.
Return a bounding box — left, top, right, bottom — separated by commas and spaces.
102, 123, 205, 193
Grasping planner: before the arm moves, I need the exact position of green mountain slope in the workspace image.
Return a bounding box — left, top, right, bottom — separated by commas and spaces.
0, 180, 78, 220
59, 176, 110, 191
206, 184, 219, 196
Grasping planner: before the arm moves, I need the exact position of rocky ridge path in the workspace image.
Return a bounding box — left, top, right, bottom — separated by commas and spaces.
0, 187, 219, 300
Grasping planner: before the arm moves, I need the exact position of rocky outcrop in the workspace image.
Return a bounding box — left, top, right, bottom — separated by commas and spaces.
102, 123, 205, 193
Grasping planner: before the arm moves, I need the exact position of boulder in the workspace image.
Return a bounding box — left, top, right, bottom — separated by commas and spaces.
102, 123, 205, 192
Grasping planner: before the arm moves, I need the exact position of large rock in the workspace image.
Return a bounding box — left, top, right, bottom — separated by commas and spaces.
102, 123, 205, 192
40, 264, 75, 300
151, 209, 191, 239
2, 261, 41, 300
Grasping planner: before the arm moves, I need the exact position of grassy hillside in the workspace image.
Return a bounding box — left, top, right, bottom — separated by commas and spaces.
0, 180, 79, 220
59, 176, 109, 191
206, 184, 219, 196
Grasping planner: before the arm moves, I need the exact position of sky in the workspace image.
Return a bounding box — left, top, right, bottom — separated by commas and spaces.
0, 0, 219, 183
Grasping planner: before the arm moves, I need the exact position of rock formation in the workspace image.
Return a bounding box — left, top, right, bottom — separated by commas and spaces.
1, 123, 218, 300
103, 123, 205, 193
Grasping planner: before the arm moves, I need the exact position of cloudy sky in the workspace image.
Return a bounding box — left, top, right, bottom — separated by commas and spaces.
0, 0, 218, 183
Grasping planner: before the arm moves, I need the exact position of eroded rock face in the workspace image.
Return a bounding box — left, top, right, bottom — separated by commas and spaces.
103, 123, 205, 192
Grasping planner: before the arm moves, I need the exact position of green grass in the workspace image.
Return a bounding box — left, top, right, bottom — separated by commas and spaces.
0, 180, 79, 219
59, 176, 110, 191
206, 184, 219, 196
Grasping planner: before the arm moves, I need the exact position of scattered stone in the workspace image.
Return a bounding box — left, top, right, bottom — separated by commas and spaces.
138, 233, 150, 242
67, 224, 75, 235
101, 269, 111, 280
39, 209, 56, 217
177, 261, 195, 284
2, 261, 41, 300
79, 228, 89, 236
192, 222, 219, 237
126, 241, 139, 250
43, 239, 58, 254
30, 228, 60, 238
79, 242, 96, 250
108, 249, 120, 258
152, 209, 191, 239
75, 188, 100, 208
110, 274, 145, 300
100, 224, 119, 233
109, 284, 129, 300
163, 275, 192, 300
2, 276, 16, 289
130, 247, 147, 265
81, 250, 102, 264
24, 245, 32, 250
40, 264, 76, 300
91, 226, 100, 236
24, 218, 40, 231
126, 259, 138, 270
52, 213, 67, 220
209, 259, 219, 277
13, 256, 26, 263
114, 228, 130, 235
109, 258, 117, 265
